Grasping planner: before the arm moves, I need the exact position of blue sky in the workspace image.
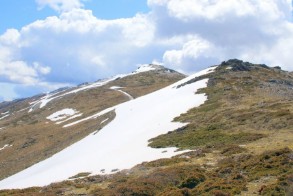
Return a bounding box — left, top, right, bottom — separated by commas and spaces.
0, 0, 292, 101
0, 0, 56, 34
0, 0, 149, 34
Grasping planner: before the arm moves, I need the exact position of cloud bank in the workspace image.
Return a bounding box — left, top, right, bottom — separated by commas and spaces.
0, 0, 292, 101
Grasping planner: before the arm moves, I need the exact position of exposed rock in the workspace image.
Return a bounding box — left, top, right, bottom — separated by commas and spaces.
268, 79, 293, 87
220, 59, 269, 71
21, 138, 37, 149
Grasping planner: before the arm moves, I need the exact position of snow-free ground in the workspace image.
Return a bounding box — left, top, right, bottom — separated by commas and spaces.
0, 67, 216, 189
28, 64, 159, 112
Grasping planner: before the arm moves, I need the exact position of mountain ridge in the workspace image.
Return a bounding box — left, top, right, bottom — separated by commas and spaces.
0, 60, 292, 195
0, 64, 185, 182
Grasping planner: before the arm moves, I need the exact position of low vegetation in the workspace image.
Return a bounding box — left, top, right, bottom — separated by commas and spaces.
0, 68, 184, 180
69, 172, 92, 179
149, 125, 264, 150
1, 60, 292, 195
2, 147, 291, 195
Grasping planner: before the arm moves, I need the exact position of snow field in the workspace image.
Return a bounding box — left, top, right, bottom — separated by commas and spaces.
0, 67, 216, 189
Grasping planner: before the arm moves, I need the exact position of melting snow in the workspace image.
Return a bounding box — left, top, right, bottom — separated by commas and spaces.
100, 118, 109, 124
28, 79, 115, 112
63, 107, 114, 128
0, 144, 12, 151
109, 86, 123, 90
17, 107, 30, 113
110, 86, 134, 100
0, 114, 9, 120
29, 66, 160, 112
55, 113, 83, 125
133, 64, 156, 73
46, 109, 79, 122
0, 67, 216, 189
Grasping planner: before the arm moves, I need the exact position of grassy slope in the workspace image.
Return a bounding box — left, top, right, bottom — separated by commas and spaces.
1, 60, 292, 195
0, 69, 184, 181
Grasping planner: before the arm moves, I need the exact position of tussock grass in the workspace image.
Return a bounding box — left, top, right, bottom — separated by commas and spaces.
0, 70, 183, 181
149, 61, 293, 151
2, 60, 292, 195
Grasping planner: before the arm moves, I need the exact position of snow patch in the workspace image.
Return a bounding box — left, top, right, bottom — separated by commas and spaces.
0, 67, 216, 189
0, 114, 9, 120
171, 67, 216, 88
55, 114, 83, 125
46, 109, 80, 122
17, 107, 30, 113
0, 144, 12, 151
28, 76, 122, 112
110, 86, 124, 90
100, 118, 109, 124
0, 111, 10, 120
134, 64, 156, 73
28, 65, 160, 112
64, 107, 114, 128
110, 86, 134, 100
117, 90, 134, 100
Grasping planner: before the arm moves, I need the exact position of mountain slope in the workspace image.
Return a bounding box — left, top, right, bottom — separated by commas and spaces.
0, 64, 184, 181
0, 67, 216, 189
0, 60, 292, 195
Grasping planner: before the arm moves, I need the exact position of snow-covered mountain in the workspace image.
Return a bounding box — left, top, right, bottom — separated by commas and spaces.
0, 66, 216, 189
0, 60, 292, 195
0, 64, 184, 181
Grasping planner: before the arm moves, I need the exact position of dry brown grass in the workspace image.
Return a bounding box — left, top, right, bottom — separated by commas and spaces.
1, 61, 292, 195
0, 70, 184, 180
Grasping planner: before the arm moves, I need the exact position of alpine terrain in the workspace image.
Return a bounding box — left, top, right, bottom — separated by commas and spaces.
0, 60, 292, 195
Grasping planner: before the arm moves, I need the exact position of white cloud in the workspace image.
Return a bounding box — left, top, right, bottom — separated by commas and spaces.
36, 0, 85, 13
0, 0, 293, 100
0, 30, 50, 85
163, 38, 213, 67
0, 29, 20, 45
11, 9, 156, 82
0, 9, 157, 100
33, 62, 51, 75
90, 56, 106, 68
149, 0, 291, 21
239, 22, 293, 70
149, 0, 293, 70
0, 61, 37, 84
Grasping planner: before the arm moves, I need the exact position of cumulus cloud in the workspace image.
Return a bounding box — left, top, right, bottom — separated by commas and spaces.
149, 0, 293, 70
163, 38, 217, 71
15, 9, 155, 84
0, 0, 292, 100
0, 29, 52, 85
